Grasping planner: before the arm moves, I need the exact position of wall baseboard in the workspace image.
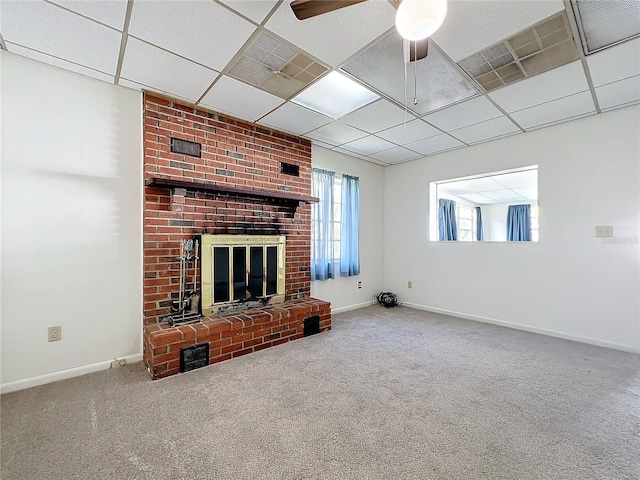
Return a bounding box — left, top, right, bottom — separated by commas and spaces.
0, 353, 143, 394
403, 303, 640, 354
331, 301, 374, 314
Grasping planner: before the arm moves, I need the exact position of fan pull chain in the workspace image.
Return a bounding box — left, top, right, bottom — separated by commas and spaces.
414, 40, 418, 106
404, 46, 408, 126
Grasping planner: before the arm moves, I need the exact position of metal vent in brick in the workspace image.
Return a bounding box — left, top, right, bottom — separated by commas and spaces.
180, 343, 209, 372
281, 162, 300, 176
303, 316, 320, 337
171, 137, 201, 158
458, 12, 579, 92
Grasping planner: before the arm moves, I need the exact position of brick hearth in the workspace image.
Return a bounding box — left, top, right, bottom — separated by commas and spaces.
143, 298, 331, 379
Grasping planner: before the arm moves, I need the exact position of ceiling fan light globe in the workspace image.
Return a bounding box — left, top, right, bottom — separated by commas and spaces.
395, 0, 447, 41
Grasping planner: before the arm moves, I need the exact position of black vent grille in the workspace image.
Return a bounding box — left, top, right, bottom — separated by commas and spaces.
171, 137, 202, 158
281, 162, 300, 176
303, 316, 320, 337
180, 343, 209, 372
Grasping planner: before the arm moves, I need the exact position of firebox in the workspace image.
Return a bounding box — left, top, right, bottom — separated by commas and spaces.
199, 235, 286, 315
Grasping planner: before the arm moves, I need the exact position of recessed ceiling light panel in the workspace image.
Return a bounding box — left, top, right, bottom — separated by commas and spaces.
291, 71, 380, 118
575, 0, 640, 53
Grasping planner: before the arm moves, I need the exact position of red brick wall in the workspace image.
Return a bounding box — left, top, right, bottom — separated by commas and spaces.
143, 94, 313, 325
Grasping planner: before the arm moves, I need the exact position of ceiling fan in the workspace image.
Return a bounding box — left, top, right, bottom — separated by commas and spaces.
290, 0, 447, 61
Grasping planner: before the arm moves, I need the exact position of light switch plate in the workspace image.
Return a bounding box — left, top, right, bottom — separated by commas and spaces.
596, 226, 613, 237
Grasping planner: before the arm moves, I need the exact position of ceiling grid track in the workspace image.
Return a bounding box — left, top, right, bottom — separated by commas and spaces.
114, 0, 135, 84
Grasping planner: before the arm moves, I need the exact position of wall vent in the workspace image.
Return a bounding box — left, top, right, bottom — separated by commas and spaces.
171, 137, 202, 158
281, 162, 300, 176
303, 316, 320, 337
180, 343, 209, 372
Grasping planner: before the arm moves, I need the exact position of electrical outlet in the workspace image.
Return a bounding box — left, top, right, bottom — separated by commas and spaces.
357, 281, 362, 289
110, 358, 127, 369
596, 226, 613, 238
407, 281, 413, 289
48, 326, 62, 342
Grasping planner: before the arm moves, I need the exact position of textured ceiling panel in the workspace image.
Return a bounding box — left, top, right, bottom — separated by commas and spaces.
5, 43, 114, 83
510, 91, 595, 129
404, 134, 463, 156
595, 75, 640, 111
432, 0, 565, 62
368, 146, 420, 163
217, 0, 279, 24
120, 38, 218, 103
259, 102, 331, 135
340, 135, 396, 155
576, 0, 640, 53
48, 0, 128, 29
343, 31, 478, 115
586, 37, 640, 87
423, 96, 503, 132
340, 99, 413, 133
199, 75, 285, 122
1, 0, 121, 74
375, 119, 440, 144
449, 116, 520, 145
128, 0, 256, 71
305, 122, 368, 146
265, 0, 395, 67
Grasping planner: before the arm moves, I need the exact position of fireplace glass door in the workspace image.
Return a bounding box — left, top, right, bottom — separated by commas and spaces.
201, 235, 285, 314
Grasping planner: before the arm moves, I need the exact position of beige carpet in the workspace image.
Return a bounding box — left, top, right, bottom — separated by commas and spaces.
2, 306, 639, 479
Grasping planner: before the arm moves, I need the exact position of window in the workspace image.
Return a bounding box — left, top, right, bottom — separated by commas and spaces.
456, 205, 476, 242
430, 166, 539, 242
311, 169, 360, 280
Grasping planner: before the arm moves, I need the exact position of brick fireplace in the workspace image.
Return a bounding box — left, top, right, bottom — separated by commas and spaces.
142, 93, 331, 379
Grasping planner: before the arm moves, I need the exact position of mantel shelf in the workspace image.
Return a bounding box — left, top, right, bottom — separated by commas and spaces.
146, 177, 318, 215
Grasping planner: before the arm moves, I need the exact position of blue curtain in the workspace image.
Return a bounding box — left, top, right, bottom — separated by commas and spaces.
340, 174, 360, 277
476, 206, 484, 241
438, 199, 458, 241
311, 168, 335, 280
507, 204, 532, 241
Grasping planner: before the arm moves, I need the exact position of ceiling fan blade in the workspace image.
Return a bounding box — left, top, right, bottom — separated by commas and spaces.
290, 0, 368, 20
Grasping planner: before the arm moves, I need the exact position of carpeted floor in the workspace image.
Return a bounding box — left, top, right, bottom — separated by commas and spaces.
1, 306, 639, 479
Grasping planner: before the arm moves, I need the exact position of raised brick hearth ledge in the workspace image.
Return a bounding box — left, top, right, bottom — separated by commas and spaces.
143, 298, 331, 379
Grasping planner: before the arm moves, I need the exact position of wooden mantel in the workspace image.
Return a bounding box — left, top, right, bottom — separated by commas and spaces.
146, 177, 318, 215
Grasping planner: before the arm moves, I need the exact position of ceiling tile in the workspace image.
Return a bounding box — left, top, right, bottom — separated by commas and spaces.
449, 116, 520, 144
432, 0, 565, 62
511, 91, 595, 129
492, 169, 538, 189
481, 189, 526, 203
405, 134, 464, 156
368, 146, 420, 163
458, 193, 496, 205
304, 122, 368, 146
449, 177, 504, 192
586, 37, 640, 87
340, 99, 414, 133
595, 75, 640, 111
258, 102, 331, 135
117, 77, 195, 104
489, 60, 589, 113
423, 96, 503, 131
48, 0, 128, 30
376, 119, 440, 144
342, 31, 478, 115
5, 43, 114, 83
199, 75, 284, 122
120, 38, 218, 103
340, 135, 396, 156
217, 0, 279, 24
1, 0, 121, 74
264, 1, 395, 67
128, 0, 256, 71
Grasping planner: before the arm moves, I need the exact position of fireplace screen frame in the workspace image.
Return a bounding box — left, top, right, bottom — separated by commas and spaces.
200, 235, 286, 315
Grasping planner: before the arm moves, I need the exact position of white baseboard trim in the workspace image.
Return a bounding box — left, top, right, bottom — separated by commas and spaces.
0, 353, 143, 395
331, 302, 374, 314
403, 303, 640, 354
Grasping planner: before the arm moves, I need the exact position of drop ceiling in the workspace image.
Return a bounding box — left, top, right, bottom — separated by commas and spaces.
1, 0, 639, 166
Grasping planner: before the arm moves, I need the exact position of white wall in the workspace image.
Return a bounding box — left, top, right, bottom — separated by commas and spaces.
481, 204, 509, 241
1, 52, 143, 392
311, 146, 385, 313
384, 105, 640, 352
